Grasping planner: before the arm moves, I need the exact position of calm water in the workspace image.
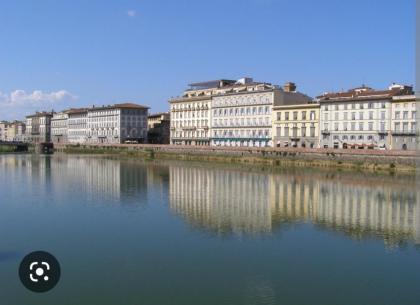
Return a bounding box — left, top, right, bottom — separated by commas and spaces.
1, 154, 420, 305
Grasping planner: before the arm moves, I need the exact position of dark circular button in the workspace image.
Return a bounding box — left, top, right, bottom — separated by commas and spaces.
19, 251, 61, 293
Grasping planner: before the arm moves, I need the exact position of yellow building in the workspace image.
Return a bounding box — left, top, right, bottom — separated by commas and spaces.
272, 103, 320, 148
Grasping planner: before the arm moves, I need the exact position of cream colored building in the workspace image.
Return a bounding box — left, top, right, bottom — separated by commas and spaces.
272, 103, 320, 148
169, 78, 311, 147
317, 84, 413, 149
51, 111, 69, 144
169, 80, 225, 145
1, 121, 26, 142
0, 121, 10, 141
391, 94, 417, 150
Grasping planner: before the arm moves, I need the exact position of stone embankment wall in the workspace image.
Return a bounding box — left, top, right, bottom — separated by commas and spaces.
55, 144, 419, 173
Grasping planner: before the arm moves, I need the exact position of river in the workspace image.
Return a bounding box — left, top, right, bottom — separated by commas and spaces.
0, 154, 419, 305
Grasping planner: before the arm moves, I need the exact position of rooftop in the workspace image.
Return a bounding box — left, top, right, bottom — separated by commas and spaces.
26, 111, 54, 118
317, 84, 414, 102
148, 112, 170, 118
91, 103, 149, 110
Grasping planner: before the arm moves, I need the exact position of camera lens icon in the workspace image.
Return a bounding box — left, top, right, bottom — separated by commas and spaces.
19, 251, 61, 293
30, 261, 51, 282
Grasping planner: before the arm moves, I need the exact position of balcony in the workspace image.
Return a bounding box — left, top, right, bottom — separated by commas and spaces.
321, 130, 330, 135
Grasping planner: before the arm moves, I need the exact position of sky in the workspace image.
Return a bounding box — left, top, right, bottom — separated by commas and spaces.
0, 0, 416, 121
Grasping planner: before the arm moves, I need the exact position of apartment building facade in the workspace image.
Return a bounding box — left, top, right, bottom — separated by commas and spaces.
272, 102, 320, 148
317, 84, 414, 149
87, 103, 149, 144
67, 108, 88, 144
391, 94, 417, 150
0, 121, 9, 141
169, 80, 227, 145
51, 111, 69, 144
170, 78, 312, 147
25, 112, 54, 143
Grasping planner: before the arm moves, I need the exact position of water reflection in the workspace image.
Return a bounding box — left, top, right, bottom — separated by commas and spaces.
1, 155, 419, 247
0, 155, 149, 204
169, 164, 420, 246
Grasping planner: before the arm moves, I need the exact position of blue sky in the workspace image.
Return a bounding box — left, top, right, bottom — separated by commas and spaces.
0, 0, 416, 120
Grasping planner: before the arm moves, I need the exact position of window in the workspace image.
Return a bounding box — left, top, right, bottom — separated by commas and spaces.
351, 112, 356, 120
342, 135, 348, 140
310, 124, 315, 137
367, 135, 373, 140
350, 135, 356, 140
358, 135, 364, 140
352, 103, 356, 109
324, 123, 328, 131
412, 122, 417, 132
293, 125, 298, 137
310, 111, 316, 120
403, 111, 408, 119
335, 105, 339, 110
368, 122, 373, 131
394, 122, 400, 131
412, 111, 417, 119
380, 111, 385, 120
369, 111, 373, 120
351, 122, 356, 131
368, 102, 373, 109
301, 125, 306, 137
302, 111, 307, 120
293, 112, 298, 120
381, 102, 386, 108
380, 122, 385, 132
285, 112, 289, 120
403, 122, 408, 132
343, 112, 348, 120
334, 123, 339, 131
359, 122, 364, 131
324, 113, 329, 121
276, 127, 281, 136
284, 126, 289, 137
359, 112, 363, 120
395, 111, 400, 119
334, 112, 339, 120
277, 112, 281, 120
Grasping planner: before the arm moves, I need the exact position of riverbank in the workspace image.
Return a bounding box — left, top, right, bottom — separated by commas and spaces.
56, 144, 419, 174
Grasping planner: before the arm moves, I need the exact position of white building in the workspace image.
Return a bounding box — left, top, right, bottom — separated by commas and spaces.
170, 78, 311, 147
391, 94, 417, 150
317, 84, 414, 149
25, 112, 54, 143
87, 103, 149, 144
169, 80, 229, 145
51, 111, 68, 144
67, 108, 88, 144
211, 80, 311, 147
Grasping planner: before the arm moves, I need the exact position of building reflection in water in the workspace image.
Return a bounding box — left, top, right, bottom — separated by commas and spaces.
169, 164, 420, 247
2, 155, 419, 247
0, 155, 149, 205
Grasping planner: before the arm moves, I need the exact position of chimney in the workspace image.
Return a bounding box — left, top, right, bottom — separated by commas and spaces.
283, 82, 297, 92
